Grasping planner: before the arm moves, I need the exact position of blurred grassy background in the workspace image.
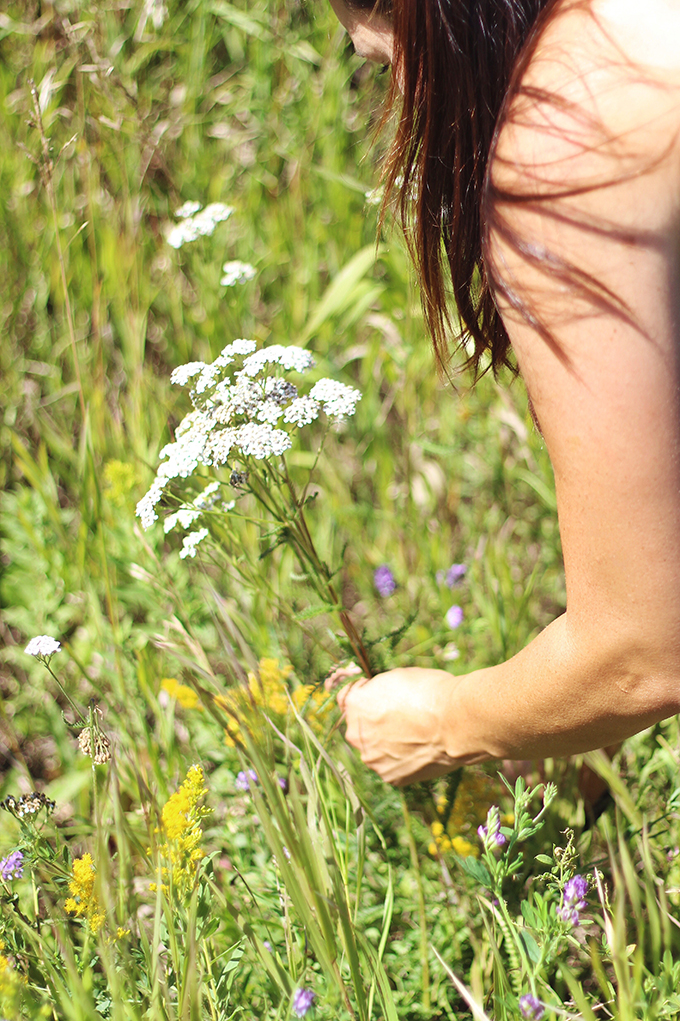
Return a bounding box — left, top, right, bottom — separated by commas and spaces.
2, 2, 679, 1018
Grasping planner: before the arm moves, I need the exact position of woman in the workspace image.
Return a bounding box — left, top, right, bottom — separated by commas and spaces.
330, 0, 680, 787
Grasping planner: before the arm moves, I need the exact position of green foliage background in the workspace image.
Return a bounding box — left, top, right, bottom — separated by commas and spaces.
1, 1, 680, 1019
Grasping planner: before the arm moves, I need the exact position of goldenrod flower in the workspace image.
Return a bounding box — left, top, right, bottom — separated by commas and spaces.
429, 770, 502, 859
291, 684, 334, 734
161, 677, 201, 711
153, 765, 211, 896
217, 658, 293, 745
65, 854, 105, 933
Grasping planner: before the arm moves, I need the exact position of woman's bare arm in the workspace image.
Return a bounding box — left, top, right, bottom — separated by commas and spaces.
339, 0, 680, 784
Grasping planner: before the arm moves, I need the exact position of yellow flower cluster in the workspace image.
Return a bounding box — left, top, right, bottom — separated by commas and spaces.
428, 771, 509, 859
291, 683, 334, 734
64, 854, 105, 933
217, 658, 292, 745
0, 939, 23, 1013
103, 460, 141, 508
153, 764, 211, 896
216, 658, 334, 745
161, 677, 201, 710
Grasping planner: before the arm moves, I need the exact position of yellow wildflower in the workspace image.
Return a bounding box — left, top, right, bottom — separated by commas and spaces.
0, 941, 23, 1012
217, 658, 293, 745
154, 765, 211, 897
103, 460, 141, 508
65, 854, 105, 933
291, 684, 334, 734
161, 678, 201, 711
429, 770, 503, 859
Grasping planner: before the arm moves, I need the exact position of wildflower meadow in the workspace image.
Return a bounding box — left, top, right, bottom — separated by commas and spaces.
2, 1, 680, 1018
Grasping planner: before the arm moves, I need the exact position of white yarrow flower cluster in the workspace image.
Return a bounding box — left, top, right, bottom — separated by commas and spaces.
309, 379, 362, 420
179, 528, 209, 559
221, 260, 256, 287
25, 635, 61, 660
167, 203, 234, 249
136, 341, 362, 532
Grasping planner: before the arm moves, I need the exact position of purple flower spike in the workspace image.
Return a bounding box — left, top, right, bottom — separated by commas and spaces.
557, 874, 588, 926
445, 605, 463, 629
519, 993, 544, 1019
292, 987, 316, 1017
374, 565, 396, 598
235, 769, 258, 792
478, 806, 506, 848
0, 850, 24, 881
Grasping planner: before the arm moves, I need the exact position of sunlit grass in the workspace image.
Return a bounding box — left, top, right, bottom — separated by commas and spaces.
1, 0, 680, 1018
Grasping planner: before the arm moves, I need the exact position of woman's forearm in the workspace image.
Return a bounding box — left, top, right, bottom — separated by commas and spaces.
452, 612, 680, 763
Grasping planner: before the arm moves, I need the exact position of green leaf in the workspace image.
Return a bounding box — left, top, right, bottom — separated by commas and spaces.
456, 855, 492, 887
535, 854, 553, 866
294, 603, 336, 621
518, 929, 542, 964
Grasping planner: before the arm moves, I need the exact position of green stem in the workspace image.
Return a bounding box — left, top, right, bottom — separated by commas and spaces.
400, 795, 430, 1014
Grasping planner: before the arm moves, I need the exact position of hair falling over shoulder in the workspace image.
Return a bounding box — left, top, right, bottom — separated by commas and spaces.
349, 0, 557, 376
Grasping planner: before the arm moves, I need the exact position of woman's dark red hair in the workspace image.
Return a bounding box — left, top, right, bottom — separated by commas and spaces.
349, 0, 556, 374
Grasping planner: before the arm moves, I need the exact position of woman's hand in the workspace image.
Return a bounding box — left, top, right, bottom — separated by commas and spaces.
336, 667, 467, 785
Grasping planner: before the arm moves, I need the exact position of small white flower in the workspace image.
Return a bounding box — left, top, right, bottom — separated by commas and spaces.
220, 260, 256, 287
309, 378, 361, 420
175, 200, 202, 218
179, 528, 210, 559
167, 202, 233, 249
234, 423, 292, 459
136, 477, 166, 528
241, 345, 315, 378
365, 186, 383, 206
283, 396, 320, 427
25, 635, 61, 658
265, 378, 298, 405
208, 428, 237, 465
220, 338, 257, 360
257, 400, 285, 425
170, 361, 206, 386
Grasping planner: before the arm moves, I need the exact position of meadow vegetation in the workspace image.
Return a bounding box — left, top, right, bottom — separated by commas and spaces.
1, 0, 680, 1018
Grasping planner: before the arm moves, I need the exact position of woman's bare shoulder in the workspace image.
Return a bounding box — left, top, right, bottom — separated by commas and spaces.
491, 0, 680, 222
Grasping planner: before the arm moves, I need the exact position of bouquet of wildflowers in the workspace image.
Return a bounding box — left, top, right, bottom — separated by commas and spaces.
137, 339, 373, 675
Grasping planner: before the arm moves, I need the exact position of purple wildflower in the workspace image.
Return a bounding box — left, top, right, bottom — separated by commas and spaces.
519, 993, 544, 1019
292, 987, 316, 1017
278, 776, 289, 793
235, 769, 258, 792
445, 605, 463, 629
263, 940, 273, 952
374, 565, 396, 597
437, 564, 467, 588
557, 874, 588, 925
477, 806, 506, 848
0, 850, 24, 881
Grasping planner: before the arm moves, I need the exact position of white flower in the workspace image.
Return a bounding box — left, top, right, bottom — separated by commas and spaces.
25, 635, 61, 658
220, 261, 256, 287
166, 202, 234, 249
164, 505, 202, 533
220, 338, 257, 360
240, 345, 315, 378
208, 428, 237, 465
309, 378, 361, 420
136, 476, 166, 528
283, 396, 320, 427
175, 200, 202, 218
179, 528, 210, 559
265, 378, 298, 405
256, 400, 285, 425
365, 186, 383, 206
234, 423, 292, 459
170, 361, 206, 386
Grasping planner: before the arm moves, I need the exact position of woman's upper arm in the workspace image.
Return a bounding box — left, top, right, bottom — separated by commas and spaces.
487, 0, 680, 684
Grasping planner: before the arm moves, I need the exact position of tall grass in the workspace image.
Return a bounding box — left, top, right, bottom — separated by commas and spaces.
1, 0, 680, 1018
